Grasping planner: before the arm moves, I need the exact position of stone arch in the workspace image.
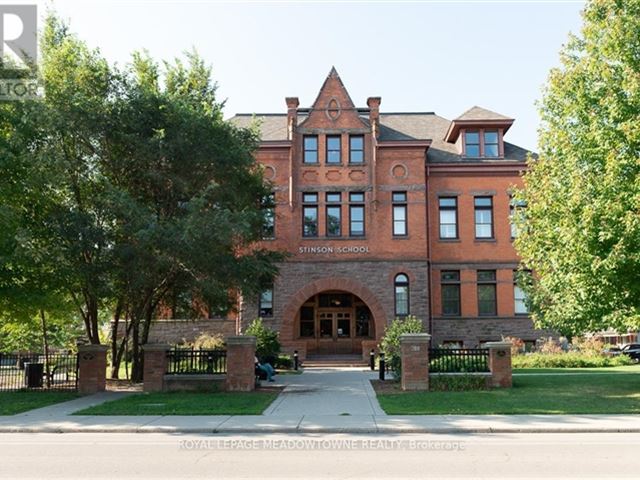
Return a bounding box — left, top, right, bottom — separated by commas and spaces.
280, 276, 388, 342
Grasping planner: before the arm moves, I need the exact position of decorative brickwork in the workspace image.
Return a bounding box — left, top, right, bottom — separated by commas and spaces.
400, 333, 431, 391
77, 344, 108, 395
486, 341, 513, 388
143, 344, 170, 392
225, 336, 257, 392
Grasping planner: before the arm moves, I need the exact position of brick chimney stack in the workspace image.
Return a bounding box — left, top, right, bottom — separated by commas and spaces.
285, 97, 299, 140
367, 96, 381, 137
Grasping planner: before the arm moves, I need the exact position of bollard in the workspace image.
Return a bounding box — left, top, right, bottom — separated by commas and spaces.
379, 352, 385, 381
294, 350, 299, 371
370, 349, 375, 371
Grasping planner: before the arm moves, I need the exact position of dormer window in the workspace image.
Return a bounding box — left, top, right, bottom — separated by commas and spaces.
484, 130, 499, 157
464, 131, 480, 157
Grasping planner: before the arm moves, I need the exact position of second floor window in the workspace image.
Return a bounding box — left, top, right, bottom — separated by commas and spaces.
484, 130, 499, 157
326, 136, 341, 164
477, 270, 497, 316
464, 131, 480, 157
349, 135, 364, 164
303, 136, 318, 164
259, 288, 274, 317
261, 193, 275, 239
441, 270, 461, 316
439, 197, 457, 239
326, 192, 341, 237
392, 191, 407, 236
474, 196, 493, 239
302, 193, 318, 237
349, 192, 365, 236
514, 270, 530, 314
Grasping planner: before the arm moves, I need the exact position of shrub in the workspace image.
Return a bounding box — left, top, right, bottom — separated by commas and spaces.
512, 352, 634, 368
537, 337, 563, 354
430, 374, 488, 391
503, 336, 525, 356
245, 317, 281, 361
273, 354, 292, 369
192, 333, 225, 350
571, 336, 605, 355
429, 355, 488, 373
380, 315, 424, 379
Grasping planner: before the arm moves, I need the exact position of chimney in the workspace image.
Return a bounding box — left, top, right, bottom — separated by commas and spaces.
367, 96, 381, 137
285, 97, 299, 141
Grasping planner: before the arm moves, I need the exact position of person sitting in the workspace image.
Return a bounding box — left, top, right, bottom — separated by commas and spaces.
255, 356, 276, 382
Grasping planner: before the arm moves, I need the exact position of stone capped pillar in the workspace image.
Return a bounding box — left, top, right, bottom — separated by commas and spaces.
225, 336, 257, 392
486, 341, 513, 388
399, 333, 431, 391
77, 344, 108, 395
143, 344, 170, 392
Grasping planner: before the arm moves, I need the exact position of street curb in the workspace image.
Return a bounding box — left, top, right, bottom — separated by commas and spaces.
3, 426, 640, 434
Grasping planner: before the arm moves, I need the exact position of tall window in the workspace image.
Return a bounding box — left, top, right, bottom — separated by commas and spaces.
394, 273, 410, 317
299, 306, 315, 337
349, 135, 364, 164
303, 135, 318, 164
477, 270, 497, 316
326, 135, 341, 164
439, 197, 457, 239
441, 271, 461, 316
514, 270, 529, 314
261, 192, 275, 239
392, 191, 407, 236
474, 196, 493, 239
484, 130, 499, 157
326, 192, 341, 237
302, 193, 318, 237
349, 192, 365, 236
464, 131, 480, 157
259, 288, 273, 317
510, 197, 527, 239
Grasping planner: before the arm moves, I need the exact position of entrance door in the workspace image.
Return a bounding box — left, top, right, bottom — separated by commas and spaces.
317, 310, 352, 354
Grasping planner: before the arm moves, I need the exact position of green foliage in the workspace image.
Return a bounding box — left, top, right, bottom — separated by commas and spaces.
512, 352, 633, 369
429, 356, 488, 373
514, 0, 640, 336
273, 354, 293, 369
245, 318, 281, 360
380, 315, 424, 378
192, 333, 225, 350
429, 375, 488, 392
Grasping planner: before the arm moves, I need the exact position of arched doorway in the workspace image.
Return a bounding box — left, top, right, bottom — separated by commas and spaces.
297, 291, 374, 355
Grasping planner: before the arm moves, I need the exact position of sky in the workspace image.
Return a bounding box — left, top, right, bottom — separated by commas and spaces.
36, 0, 586, 151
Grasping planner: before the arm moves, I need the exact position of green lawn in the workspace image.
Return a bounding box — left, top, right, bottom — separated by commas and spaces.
74, 391, 278, 415
0, 391, 79, 415
377, 368, 640, 414
515, 365, 640, 375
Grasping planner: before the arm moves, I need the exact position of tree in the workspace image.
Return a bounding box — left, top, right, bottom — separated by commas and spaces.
514, 0, 640, 337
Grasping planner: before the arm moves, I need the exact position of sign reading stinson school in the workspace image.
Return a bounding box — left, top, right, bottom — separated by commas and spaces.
298, 246, 370, 254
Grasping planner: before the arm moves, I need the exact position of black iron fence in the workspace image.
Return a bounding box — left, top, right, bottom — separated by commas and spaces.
429, 348, 489, 373
166, 348, 227, 375
0, 352, 78, 391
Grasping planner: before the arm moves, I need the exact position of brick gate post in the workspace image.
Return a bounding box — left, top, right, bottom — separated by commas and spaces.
400, 333, 431, 391
225, 336, 257, 392
486, 341, 512, 388
77, 344, 108, 395
143, 344, 170, 392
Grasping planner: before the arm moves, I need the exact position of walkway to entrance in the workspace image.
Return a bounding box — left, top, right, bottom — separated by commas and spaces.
264, 367, 385, 416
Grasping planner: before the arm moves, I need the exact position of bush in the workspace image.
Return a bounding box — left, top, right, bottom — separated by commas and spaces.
503, 336, 525, 356
380, 315, 424, 379
512, 352, 634, 368
430, 374, 488, 391
537, 337, 563, 354
429, 356, 488, 373
192, 333, 225, 350
571, 336, 605, 355
273, 354, 292, 369
245, 318, 281, 360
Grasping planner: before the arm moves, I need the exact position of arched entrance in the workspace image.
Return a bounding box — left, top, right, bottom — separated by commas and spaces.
281, 277, 388, 356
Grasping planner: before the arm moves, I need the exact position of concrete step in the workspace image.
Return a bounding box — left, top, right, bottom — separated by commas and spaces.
303, 355, 369, 368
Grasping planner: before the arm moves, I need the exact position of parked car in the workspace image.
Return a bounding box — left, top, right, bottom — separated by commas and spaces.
619, 344, 640, 362
603, 345, 621, 357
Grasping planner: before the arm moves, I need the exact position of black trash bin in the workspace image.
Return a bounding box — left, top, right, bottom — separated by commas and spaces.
24, 362, 44, 388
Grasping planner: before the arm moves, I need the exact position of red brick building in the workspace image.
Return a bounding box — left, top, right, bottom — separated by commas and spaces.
223, 67, 551, 358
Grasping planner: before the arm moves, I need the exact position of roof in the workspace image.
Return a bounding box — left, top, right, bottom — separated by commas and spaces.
229, 111, 531, 163
455, 106, 513, 121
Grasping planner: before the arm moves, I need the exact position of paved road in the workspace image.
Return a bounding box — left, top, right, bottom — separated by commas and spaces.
1, 432, 638, 479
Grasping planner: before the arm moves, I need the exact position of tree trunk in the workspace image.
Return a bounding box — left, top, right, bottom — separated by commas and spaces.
130, 320, 143, 383
40, 309, 51, 388
109, 301, 124, 379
